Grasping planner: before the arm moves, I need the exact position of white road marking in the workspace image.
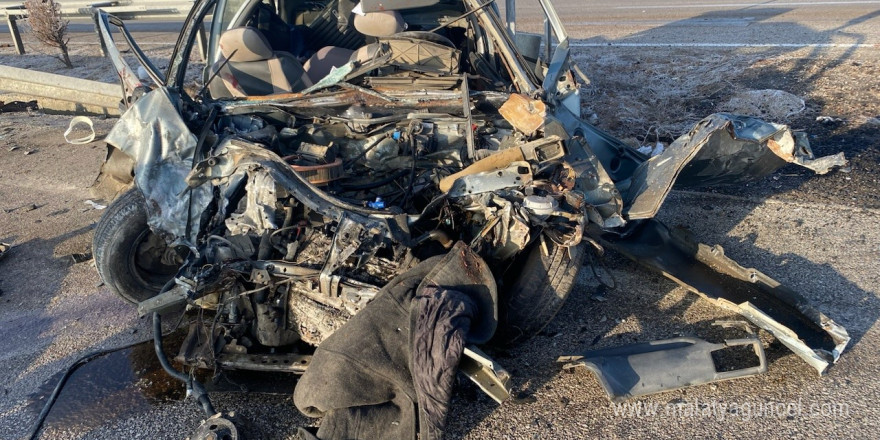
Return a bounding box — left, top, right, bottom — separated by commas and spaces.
570, 42, 878, 48
615, 1, 880, 9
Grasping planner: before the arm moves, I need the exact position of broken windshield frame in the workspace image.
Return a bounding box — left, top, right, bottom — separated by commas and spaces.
96, 0, 574, 104
200, 0, 551, 99
536, 0, 571, 96
167, 0, 218, 92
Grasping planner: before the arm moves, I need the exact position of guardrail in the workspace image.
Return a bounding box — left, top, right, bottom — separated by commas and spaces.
2, 0, 194, 54
0, 64, 120, 114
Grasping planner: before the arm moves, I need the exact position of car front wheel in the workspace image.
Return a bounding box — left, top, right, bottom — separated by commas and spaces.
93, 189, 180, 304
494, 240, 587, 346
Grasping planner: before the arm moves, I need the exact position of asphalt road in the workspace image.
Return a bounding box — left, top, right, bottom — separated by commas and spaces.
2, 0, 880, 49
1, 1, 879, 439
514, 0, 880, 47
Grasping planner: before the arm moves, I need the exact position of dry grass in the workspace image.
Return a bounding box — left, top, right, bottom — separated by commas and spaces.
573, 49, 755, 142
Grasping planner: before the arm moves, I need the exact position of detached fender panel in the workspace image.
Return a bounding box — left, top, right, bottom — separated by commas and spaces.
600, 219, 849, 375
104, 87, 206, 247
622, 114, 846, 220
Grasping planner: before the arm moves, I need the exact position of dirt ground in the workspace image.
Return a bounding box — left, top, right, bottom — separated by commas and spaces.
1, 31, 879, 440
574, 45, 880, 211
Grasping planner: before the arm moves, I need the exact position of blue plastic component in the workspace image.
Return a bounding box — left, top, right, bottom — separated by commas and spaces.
368, 197, 385, 209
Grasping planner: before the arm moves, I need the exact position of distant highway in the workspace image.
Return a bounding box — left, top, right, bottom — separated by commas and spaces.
2, 0, 879, 50
516, 0, 880, 48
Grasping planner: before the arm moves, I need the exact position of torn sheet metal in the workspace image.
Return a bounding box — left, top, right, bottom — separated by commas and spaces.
601, 220, 849, 375
105, 88, 213, 248
94, 9, 148, 104
439, 136, 563, 194
459, 345, 511, 404
187, 137, 415, 245
224, 170, 280, 235
489, 199, 532, 260
557, 126, 626, 229
789, 132, 848, 174
499, 93, 546, 136
559, 321, 767, 401
90, 146, 136, 201
623, 113, 847, 220
447, 161, 533, 198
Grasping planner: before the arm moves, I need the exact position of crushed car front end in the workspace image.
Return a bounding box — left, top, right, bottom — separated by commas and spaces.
88, 0, 849, 437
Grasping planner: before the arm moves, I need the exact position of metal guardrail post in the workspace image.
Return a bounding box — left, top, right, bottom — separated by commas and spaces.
6, 14, 25, 54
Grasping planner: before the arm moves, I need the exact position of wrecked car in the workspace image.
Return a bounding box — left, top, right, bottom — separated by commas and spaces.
80, 0, 849, 438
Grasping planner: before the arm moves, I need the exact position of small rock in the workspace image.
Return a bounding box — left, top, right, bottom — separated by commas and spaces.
512, 392, 537, 404
816, 115, 845, 124
84, 200, 107, 210
638, 142, 665, 157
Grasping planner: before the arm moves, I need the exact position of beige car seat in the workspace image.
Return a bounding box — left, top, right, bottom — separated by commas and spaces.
303, 10, 405, 83
209, 27, 313, 98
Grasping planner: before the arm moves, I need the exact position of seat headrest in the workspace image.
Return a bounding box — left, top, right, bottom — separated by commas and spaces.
219, 27, 274, 62
353, 11, 406, 37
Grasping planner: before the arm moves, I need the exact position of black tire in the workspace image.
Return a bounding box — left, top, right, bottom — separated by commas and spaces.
93, 189, 179, 304
494, 240, 587, 346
